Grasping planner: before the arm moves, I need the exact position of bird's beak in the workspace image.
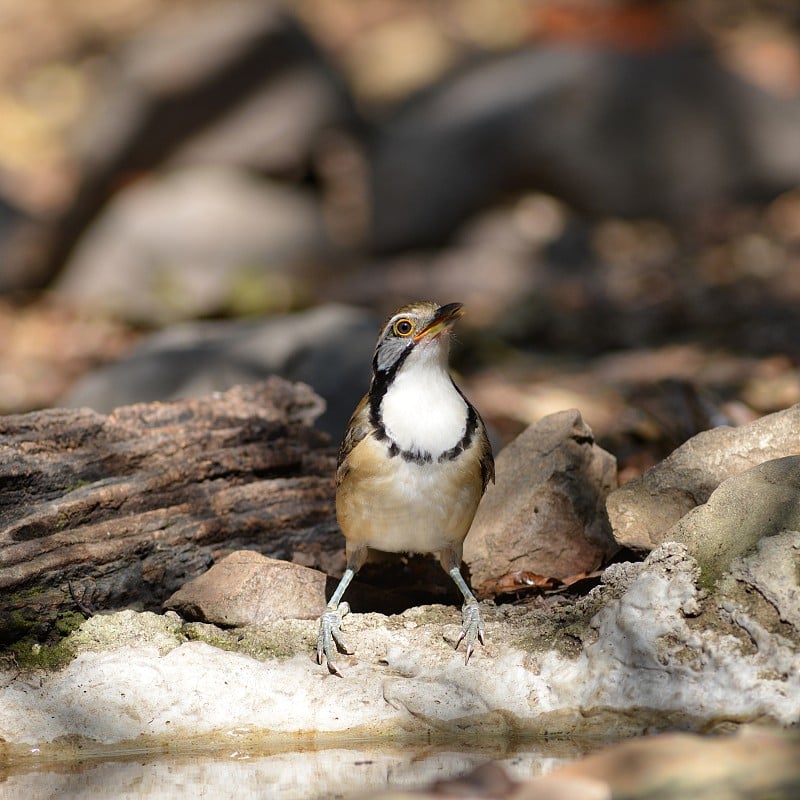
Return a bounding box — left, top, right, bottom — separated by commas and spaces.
413, 302, 464, 342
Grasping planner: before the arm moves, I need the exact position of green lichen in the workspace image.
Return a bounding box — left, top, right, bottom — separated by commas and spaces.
4, 600, 54, 641
182, 620, 309, 660
2, 608, 86, 670
67, 610, 185, 655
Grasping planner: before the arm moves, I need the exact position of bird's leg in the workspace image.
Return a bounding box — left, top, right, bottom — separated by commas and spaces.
316, 547, 366, 676
316, 568, 354, 676
449, 566, 485, 663
441, 549, 485, 663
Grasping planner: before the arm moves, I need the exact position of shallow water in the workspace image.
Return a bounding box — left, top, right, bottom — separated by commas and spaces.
1, 735, 598, 799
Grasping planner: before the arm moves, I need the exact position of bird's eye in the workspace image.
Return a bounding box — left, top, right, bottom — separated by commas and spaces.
393, 318, 414, 337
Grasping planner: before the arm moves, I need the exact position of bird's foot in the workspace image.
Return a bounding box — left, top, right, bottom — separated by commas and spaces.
455, 601, 485, 664
316, 602, 352, 676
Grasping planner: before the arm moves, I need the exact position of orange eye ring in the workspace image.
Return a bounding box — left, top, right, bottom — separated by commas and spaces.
393, 318, 414, 337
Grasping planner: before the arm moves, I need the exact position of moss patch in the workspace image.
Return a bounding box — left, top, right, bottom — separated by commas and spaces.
54, 610, 87, 637
1, 586, 78, 644
6, 635, 78, 671
182, 619, 310, 660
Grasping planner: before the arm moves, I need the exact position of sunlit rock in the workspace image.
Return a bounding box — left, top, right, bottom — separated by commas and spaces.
2, 540, 798, 748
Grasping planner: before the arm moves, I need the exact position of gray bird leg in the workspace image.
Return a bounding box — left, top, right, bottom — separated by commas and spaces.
316, 547, 366, 676
441, 548, 485, 663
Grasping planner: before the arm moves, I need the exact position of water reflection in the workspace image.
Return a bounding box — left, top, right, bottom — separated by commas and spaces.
2, 737, 596, 799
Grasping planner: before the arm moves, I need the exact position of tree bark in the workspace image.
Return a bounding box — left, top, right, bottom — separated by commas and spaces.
0, 378, 340, 643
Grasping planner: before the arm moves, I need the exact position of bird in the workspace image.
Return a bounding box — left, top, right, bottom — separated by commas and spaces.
316, 301, 494, 675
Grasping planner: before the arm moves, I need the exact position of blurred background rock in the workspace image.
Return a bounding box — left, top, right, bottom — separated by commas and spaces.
0, 0, 799, 474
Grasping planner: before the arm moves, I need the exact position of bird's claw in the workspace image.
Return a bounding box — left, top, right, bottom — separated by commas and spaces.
455, 602, 485, 664
316, 602, 352, 676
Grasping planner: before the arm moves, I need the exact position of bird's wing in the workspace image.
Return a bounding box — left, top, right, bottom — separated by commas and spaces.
336, 393, 371, 486
476, 411, 495, 494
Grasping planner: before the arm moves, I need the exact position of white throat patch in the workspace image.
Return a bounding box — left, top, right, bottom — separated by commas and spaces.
380, 344, 467, 458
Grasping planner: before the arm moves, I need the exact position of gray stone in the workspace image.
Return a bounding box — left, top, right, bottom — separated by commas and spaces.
464, 409, 618, 590
52, 167, 329, 325
368, 42, 800, 252
74, 3, 351, 178
170, 66, 352, 177
61, 304, 378, 438
730, 531, 800, 630
164, 551, 328, 626
667, 456, 800, 584
0, 194, 47, 293
607, 404, 800, 551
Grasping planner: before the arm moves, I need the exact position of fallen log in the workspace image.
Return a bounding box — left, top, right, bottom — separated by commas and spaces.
0, 378, 339, 644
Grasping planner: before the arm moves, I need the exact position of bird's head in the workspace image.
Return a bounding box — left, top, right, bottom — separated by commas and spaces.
372, 301, 464, 377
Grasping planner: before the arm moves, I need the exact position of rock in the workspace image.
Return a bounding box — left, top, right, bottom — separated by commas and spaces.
164, 550, 406, 626
52, 167, 328, 325
2, 540, 799, 747
730, 531, 800, 630
0, 379, 338, 642
464, 409, 618, 591
61, 304, 379, 439
666, 457, 800, 584
607, 404, 800, 551
0, 194, 49, 294
368, 37, 800, 252
67, 609, 185, 656
523, 727, 800, 800
568, 541, 800, 728
169, 63, 353, 178
165, 551, 329, 625
35, 2, 357, 290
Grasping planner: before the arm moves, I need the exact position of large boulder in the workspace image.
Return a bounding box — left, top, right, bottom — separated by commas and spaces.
667, 457, 800, 584
464, 409, 618, 591
61, 304, 378, 438
607, 404, 800, 551
52, 168, 329, 325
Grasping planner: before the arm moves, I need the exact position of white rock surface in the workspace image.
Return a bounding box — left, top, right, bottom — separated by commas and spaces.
576, 546, 800, 724
731, 531, 800, 630
2, 541, 798, 749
